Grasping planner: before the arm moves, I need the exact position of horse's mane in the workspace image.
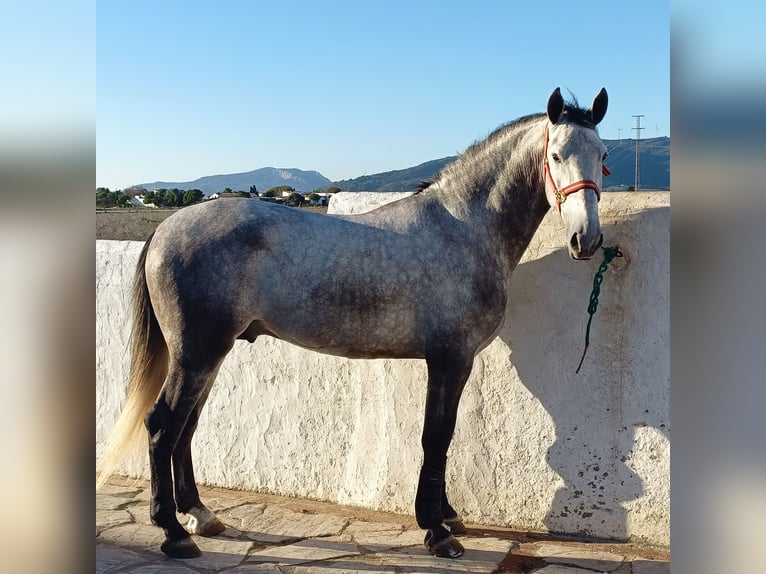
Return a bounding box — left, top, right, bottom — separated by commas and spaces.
416, 180, 433, 192
416, 98, 595, 193
558, 96, 597, 129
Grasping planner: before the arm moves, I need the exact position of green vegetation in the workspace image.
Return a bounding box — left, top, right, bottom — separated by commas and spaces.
96, 187, 132, 208
183, 189, 205, 204
143, 188, 204, 207
286, 192, 304, 207
97, 186, 209, 208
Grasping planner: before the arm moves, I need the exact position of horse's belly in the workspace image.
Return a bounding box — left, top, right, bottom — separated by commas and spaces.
261, 307, 426, 360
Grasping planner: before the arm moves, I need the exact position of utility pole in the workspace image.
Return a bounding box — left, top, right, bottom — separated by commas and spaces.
617, 127, 622, 141
632, 115, 645, 191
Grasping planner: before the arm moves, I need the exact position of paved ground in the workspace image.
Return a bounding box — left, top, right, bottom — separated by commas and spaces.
97, 477, 669, 573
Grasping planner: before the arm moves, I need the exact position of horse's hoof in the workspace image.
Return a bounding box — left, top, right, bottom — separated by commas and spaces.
424, 530, 465, 558
444, 517, 467, 536
161, 536, 202, 559
187, 515, 226, 537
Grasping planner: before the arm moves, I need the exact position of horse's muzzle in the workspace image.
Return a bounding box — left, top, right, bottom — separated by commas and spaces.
569, 232, 604, 260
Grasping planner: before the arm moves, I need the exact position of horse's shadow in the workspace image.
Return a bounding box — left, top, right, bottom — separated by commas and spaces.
496, 209, 669, 540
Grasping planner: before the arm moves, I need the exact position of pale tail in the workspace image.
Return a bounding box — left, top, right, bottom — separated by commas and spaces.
97, 235, 168, 488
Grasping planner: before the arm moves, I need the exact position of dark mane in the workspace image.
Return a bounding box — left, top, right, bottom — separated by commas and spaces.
415, 180, 433, 193
560, 99, 596, 128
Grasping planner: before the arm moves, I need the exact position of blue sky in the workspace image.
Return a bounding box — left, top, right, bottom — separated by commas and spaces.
97, 1, 669, 189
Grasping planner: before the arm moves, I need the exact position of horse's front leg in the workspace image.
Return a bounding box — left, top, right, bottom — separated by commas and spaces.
416, 349, 473, 558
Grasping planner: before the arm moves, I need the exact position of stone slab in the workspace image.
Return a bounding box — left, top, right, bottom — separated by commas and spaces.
246, 537, 360, 566
378, 535, 514, 574
96, 544, 148, 574
221, 503, 348, 544
343, 520, 424, 552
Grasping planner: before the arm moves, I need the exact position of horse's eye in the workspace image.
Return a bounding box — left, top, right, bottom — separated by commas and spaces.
551, 153, 561, 163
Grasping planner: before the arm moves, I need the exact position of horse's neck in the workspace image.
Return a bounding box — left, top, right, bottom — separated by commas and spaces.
429, 121, 550, 271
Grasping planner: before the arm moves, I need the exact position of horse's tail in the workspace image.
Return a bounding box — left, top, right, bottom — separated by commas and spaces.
97, 233, 168, 489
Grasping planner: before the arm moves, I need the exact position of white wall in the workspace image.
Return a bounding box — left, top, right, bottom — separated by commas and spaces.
96, 192, 669, 546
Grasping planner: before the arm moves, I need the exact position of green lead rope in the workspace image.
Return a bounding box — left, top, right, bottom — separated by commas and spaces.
575, 245, 623, 374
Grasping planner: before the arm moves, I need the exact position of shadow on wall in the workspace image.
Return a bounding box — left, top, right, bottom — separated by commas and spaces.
499, 207, 669, 541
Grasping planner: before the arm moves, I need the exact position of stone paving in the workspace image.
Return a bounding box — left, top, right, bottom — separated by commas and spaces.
97, 477, 669, 573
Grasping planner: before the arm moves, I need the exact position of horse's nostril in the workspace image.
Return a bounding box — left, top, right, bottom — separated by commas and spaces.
570, 233, 580, 252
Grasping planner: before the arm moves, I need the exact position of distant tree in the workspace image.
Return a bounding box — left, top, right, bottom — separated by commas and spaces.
152, 190, 165, 207
325, 186, 342, 194
261, 189, 277, 198
286, 192, 305, 207
182, 189, 204, 206
307, 192, 320, 204
96, 188, 112, 207
223, 187, 233, 194
96, 190, 112, 207
627, 185, 635, 192
249, 185, 258, 196
165, 189, 180, 207
149, 188, 169, 207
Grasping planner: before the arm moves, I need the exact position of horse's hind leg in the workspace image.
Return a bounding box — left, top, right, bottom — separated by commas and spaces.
415, 348, 473, 558
442, 490, 467, 535
173, 400, 226, 537
145, 357, 226, 559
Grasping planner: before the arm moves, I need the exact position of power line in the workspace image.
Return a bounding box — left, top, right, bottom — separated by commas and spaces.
632, 115, 645, 191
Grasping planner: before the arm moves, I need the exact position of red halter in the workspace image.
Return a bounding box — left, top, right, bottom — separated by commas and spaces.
543, 124, 610, 212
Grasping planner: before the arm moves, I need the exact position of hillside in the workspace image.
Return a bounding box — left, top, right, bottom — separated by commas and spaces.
332, 156, 458, 192
138, 167, 331, 195
601, 137, 669, 190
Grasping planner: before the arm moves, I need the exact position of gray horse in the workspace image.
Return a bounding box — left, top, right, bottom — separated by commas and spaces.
98, 87, 609, 559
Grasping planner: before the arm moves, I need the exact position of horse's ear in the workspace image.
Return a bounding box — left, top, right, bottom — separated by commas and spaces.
590, 87, 608, 125
547, 87, 564, 124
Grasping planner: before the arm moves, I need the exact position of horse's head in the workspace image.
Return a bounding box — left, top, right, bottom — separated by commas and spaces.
543, 87, 609, 260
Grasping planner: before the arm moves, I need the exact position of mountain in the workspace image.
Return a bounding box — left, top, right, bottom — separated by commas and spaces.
138, 167, 331, 196
332, 137, 669, 192
601, 137, 669, 190
332, 157, 458, 192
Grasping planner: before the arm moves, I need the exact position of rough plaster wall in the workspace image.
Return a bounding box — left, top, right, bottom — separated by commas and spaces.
96, 192, 669, 546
